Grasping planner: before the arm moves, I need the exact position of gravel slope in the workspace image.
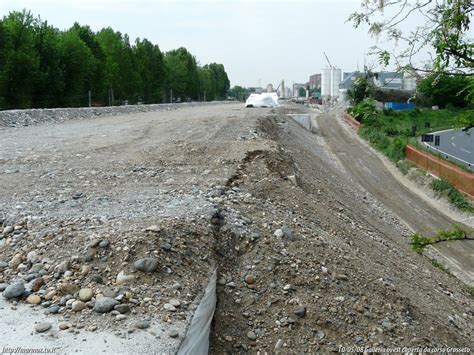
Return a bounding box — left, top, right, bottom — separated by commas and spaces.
0, 103, 472, 354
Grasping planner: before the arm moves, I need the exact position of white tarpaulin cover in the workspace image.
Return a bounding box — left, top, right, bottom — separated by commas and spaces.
245, 93, 279, 108
177, 270, 217, 355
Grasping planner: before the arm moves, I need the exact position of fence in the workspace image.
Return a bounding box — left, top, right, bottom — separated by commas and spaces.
406, 145, 474, 198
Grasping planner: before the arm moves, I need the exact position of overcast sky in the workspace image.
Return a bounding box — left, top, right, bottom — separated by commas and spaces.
1, 0, 422, 87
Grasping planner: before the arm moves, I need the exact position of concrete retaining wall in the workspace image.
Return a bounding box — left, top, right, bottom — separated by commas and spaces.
288, 114, 312, 131
0, 101, 234, 129
406, 145, 474, 198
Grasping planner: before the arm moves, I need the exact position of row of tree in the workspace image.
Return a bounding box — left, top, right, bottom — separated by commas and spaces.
0, 10, 230, 109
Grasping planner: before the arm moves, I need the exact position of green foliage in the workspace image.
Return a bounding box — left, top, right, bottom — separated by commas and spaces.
228, 86, 249, 101
0, 10, 40, 108
431, 259, 450, 273
410, 225, 468, 254
347, 98, 377, 123
346, 76, 371, 104
396, 161, 412, 175
410, 233, 432, 254
164, 47, 200, 101
417, 74, 470, 108
356, 105, 473, 211
458, 110, 474, 128
431, 179, 473, 211
359, 107, 467, 164
0, 9, 230, 108
198, 63, 230, 101
349, 1, 473, 75
467, 287, 474, 299
372, 88, 412, 104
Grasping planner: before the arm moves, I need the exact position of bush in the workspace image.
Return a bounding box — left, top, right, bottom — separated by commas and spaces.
346, 76, 371, 104
348, 98, 377, 123
417, 74, 470, 108
410, 233, 432, 254
410, 225, 468, 254
396, 160, 412, 175
430, 179, 473, 211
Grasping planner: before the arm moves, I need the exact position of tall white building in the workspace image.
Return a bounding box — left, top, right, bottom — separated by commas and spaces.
321, 67, 342, 99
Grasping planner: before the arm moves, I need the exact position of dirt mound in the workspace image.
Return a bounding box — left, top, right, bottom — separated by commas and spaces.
210, 108, 472, 352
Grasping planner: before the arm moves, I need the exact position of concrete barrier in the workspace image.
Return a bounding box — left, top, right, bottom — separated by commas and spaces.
406, 145, 474, 198
288, 114, 312, 131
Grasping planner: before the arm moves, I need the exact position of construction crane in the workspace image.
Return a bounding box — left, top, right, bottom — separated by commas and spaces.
323, 52, 334, 69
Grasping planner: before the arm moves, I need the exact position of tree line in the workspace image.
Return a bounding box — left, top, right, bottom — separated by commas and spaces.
0, 10, 230, 109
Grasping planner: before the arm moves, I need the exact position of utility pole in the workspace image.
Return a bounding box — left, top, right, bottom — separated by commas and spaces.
88, 91, 91, 107
204, 90, 206, 102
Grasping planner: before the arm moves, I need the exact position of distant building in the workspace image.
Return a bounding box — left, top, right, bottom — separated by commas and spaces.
402, 73, 417, 91
339, 71, 366, 91
266, 83, 274, 93
293, 83, 306, 97
373, 72, 403, 90
339, 71, 416, 97
308, 74, 321, 90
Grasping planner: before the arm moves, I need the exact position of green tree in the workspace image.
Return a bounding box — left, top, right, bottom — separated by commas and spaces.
346, 76, 371, 104
417, 74, 469, 108
0, 10, 40, 108
228, 85, 248, 101
164, 47, 200, 101
133, 38, 165, 103
71, 23, 106, 104
57, 29, 95, 106
349, 0, 473, 75
207, 63, 230, 99
198, 65, 216, 101
32, 21, 63, 107
96, 28, 140, 104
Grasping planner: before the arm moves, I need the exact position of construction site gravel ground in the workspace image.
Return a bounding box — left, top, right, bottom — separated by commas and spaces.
0, 103, 472, 354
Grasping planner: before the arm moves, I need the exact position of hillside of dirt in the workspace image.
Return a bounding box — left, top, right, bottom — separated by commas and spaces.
0, 103, 472, 353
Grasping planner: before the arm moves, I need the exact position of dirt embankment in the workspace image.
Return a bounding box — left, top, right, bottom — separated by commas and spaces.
209, 106, 472, 353
0, 104, 471, 353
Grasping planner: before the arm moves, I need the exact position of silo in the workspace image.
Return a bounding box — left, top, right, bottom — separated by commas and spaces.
330, 68, 342, 97
321, 68, 331, 98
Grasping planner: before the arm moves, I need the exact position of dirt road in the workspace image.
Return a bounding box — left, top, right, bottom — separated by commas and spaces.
316, 111, 474, 286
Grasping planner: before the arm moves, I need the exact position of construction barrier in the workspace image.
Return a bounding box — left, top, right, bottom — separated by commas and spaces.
406, 145, 474, 198
341, 112, 361, 131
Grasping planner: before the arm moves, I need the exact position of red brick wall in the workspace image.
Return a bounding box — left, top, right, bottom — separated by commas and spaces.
406, 145, 474, 198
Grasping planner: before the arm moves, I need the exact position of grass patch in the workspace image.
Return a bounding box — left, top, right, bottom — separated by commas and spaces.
396, 160, 413, 175
358, 107, 463, 163
466, 286, 474, 299
410, 232, 432, 254
431, 179, 474, 212
431, 259, 450, 273
410, 225, 469, 254
349, 103, 473, 212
